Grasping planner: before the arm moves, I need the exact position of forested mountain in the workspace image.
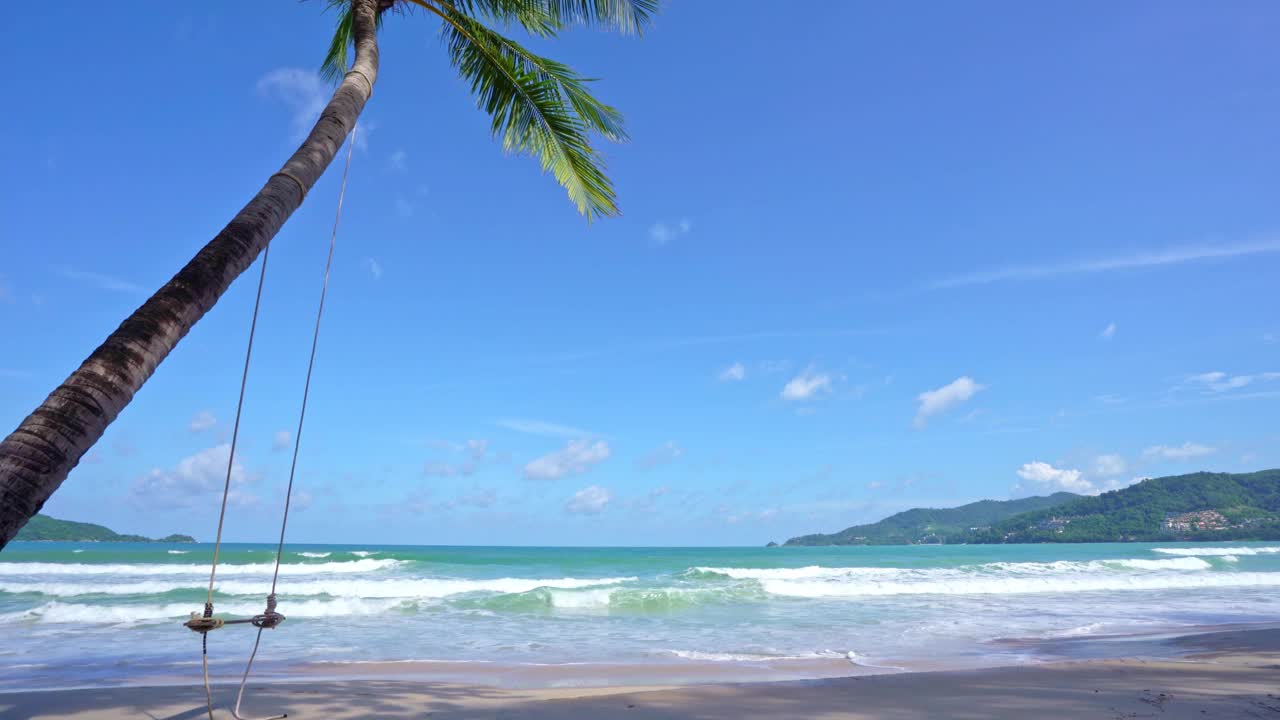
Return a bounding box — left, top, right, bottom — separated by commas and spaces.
785, 493, 1080, 545
13, 515, 195, 543
971, 470, 1280, 543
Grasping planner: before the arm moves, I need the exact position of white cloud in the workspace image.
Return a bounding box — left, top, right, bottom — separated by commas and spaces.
1143, 442, 1217, 461
1099, 322, 1116, 340
497, 418, 597, 438
1015, 461, 1094, 494
781, 368, 833, 401
1184, 371, 1280, 393
914, 376, 984, 429
131, 444, 256, 509
257, 68, 327, 141
365, 257, 383, 279
188, 410, 217, 433
425, 438, 490, 477
524, 440, 612, 480
388, 148, 408, 172
272, 430, 291, 452
718, 362, 747, 382
649, 218, 692, 246
638, 441, 685, 470
1092, 454, 1127, 477
929, 237, 1280, 290
566, 485, 612, 514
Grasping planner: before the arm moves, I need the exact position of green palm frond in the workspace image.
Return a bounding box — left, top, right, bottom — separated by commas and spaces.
321, 1, 357, 83
446, 0, 658, 35
321, 0, 391, 83
321, 0, 644, 218
437, 8, 627, 219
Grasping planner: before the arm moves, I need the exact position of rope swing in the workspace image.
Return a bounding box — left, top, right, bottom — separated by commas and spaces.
185, 124, 358, 720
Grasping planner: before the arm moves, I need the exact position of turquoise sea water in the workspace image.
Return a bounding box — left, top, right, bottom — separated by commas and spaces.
2, 541, 1279, 690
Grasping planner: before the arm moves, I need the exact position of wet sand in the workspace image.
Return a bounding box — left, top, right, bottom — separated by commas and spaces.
5, 627, 1279, 719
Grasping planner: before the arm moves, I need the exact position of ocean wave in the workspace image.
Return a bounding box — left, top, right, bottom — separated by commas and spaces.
167, 550, 189, 555
0, 597, 409, 625
1152, 546, 1280, 557
694, 556, 1211, 580
760, 570, 1280, 598
0, 558, 402, 577
464, 583, 766, 613
664, 649, 847, 663
0, 575, 637, 600
297, 552, 331, 558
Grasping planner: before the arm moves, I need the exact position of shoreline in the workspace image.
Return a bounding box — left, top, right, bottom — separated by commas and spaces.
6, 625, 1280, 719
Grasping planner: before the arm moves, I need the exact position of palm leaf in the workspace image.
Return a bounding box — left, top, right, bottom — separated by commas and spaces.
437, 8, 626, 218
445, 0, 658, 35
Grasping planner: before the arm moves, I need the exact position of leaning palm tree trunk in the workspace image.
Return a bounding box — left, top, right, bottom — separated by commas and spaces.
0, 0, 382, 548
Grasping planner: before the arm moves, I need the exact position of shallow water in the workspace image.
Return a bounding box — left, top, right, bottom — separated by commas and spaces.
2, 541, 1278, 690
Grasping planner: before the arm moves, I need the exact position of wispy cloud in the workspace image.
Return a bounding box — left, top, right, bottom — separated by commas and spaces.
424, 439, 490, 478
1182, 371, 1280, 394
524, 440, 611, 481
928, 238, 1280, 290
1099, 322, 1117, 340
780, 367, 833, 402
649, 218, 692, 246
497, 418, 597, 438
365, 257, 383, 280
1143, 442, 1217, 461
56, 267, 145, 294
637, 441, 685, 470
188, 410, 216, 433
565, 485, 612, 514
257, 68, 326, 141
395, 192, 413, 217
388, 148, 408, 172
272, 430, 292, 452
717, 362, 747, 382
914, 376, 984, 429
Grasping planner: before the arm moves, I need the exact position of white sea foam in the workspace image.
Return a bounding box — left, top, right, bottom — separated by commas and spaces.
0, 575, 637, 600
167, 550, 189, 555
0, 558, 402, 577
297, 552, 331, 558
760, 571, 1280, 598
1153, 546, 1280, 557
0, 597, 408, 625
351, 551, 377, 557
696, 556, 1211, 581
667, 649, 845, 663
547, 587, 617, 610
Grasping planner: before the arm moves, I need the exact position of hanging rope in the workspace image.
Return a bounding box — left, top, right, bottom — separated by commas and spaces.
187, 124, 358, 720
232, 124, 357, 720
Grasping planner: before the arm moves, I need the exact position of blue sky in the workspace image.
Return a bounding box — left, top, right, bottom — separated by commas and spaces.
2, 1, 1278, 545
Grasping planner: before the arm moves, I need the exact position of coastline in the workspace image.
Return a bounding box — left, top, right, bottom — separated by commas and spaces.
6, 625, 1279, 719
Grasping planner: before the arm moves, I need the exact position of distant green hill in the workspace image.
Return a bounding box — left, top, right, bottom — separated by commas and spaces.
785, 492, 1080, 546
970, 470, 1280, 543
13, 514, 195, 543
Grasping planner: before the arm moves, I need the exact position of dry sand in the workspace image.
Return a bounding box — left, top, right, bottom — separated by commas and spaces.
4, 628, 1279, 719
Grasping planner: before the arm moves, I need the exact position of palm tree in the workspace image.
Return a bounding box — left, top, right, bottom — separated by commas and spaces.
0, 0, 656, 548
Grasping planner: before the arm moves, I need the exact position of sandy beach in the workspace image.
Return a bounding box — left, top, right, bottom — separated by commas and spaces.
5, 627, 1279, 719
